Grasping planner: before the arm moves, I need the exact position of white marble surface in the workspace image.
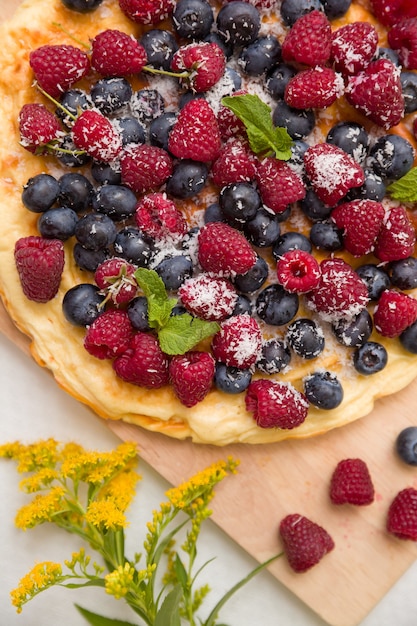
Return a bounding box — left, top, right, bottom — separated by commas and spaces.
1, 332, 416, 626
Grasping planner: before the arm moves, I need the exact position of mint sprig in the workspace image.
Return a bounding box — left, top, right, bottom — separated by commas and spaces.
387, 166, 417, 202
221, 93, 293, 160
135, 268, 219, 355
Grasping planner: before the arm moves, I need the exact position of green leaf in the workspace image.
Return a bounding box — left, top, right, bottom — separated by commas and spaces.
158, 314, 220, 355
75, 604, 138, 626
134, 268, 175, 329
221, 94, 293, 160
174, 553, 188, 589
154, 585, 183, 626
387, 166, 417, 202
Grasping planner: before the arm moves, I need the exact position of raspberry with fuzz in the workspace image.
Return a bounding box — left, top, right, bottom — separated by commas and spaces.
198, 222, 257, 276
245, 379, 309, 429
169, 351, 215, 407
113, 332, 169, 388
14, 236, 65, 303
84, 309, 134, 359
276, 250, 321, 294
373, 289, 417, 338
29, 44, 90, 98
281, 10, 332, 67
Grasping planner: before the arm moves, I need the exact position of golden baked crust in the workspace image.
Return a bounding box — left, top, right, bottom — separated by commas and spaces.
1, 0, 417, 445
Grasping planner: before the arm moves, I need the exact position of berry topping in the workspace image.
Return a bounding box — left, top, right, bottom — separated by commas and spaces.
286, 318, 325, 359
373, 205, 416, 262
255, 157, 306, 214
72, 109, 123, 163
29, 44, 90, 98
370, 0, 417, 26
388, 18, 417, 70
331, 21, 379, 76
212, 314, 262, 369
18, 103, 63, 154
281, 10, 332, 67
216, 2, 261, 48
211, 140, 257, 187
14, 236, 65, 303
329, 458, 375, 505
94, 258, 138, 305
279, 513, 335, 572
178, 274, 238, 321
120, 145, 173, 194
90, 29, 148, 76
386, 487, 417, 540
171, 42, 226, 93
331, 199, 385, 257
353, 341, 388, 375
303, 371, 344, 409
276, 249, 321, 294
113, 332, 169, 388
285, 67, 343, 110
169, 351, 215, 407
197, 222, 257, 276
168, 99, 221, 162
84, 309, 134, 359
118, 0, 175, 24
373, 289, 417, 338
135, 192, 187, 241
245, 379, 309, 429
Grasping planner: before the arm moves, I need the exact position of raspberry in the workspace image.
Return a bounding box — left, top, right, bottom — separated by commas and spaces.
14, 236, 65, 303
29, 44, 90, 98
245, 379, 309, 429
216, 90, 248, 141
120, 144, 173, 194
387, 487, 417, 540
197, 222, 257, 276
331, 199, 385, 257
276, 250, 321, 294
84, 309, 134, 359
113, 332, 169, 388
211, 140, 256, 187
18, 103, 63, 154
279, 513, 335, 572
118, 0, 175, 24
72, 109, 123, 163
178, 274, 238, 321
171, 42, 226, 93
329, 458, 375, 505
135, 193, 187, 241
168, 99, 221, 162
91, 29, 148, 76
212, 314, 262, 369
388, 18, 417, 70
373, 205, 416, 262
306, 257, 369, 322
169, 351, 215, 407
94, 258, 138, 305
304, 143, 365, 207
255, 157, 306, 214
281, 10, 332, 67
374, 289, 417, 338
370, 0, 417, 26
284, 67, 343, 110
331, 22, 379, 76
345, 59, 404, 130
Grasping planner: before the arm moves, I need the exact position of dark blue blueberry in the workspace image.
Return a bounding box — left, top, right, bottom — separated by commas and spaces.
166, 160, 209, 198
57, 135, 92, 168
232, 255, 269, 293
130, 89, 165, 127
37, 207, 79, 240
266, 63, 297, 99
90, 77, 133, 115
58, 173, 93, 213
116, 116, 146, 145
150, 112, 177, 151
356, 264, 390, 301
91, 161, 122, 185
171, 303, 188, 316
280, 0, 323, 26
62, 283, 105, 326
114, 227, 153, 266
320, 0, 352, 19
219, 182, 261, 228
204, 32, 234, 58
22, 174, 60, 213
57, 89, 91, 126
216, 2, 261, 48
172, 0, 214, 39
73, 244, 110, 272
390, 257, 417, 290
232, 294, 253, 316
244, 207, 281, 247
224, 66, 242, 90
287, 139, 309, 178
395, 427, 417, 465
154, 254, 193, 290
272, 231, 312, 259
400, 321, 417, 354
238, 35, 282, 77
400, 72, 417, 114
272, 100, 315, 139
204, 202, 225, 223
374, 47, 400, 66
332, 309, 373, 348
344, 169, 386, 202
178, 91, 206, 108
353, 341, 388, 375
60, 0, 103, 11
303, 371, 344, 409
255, 284, 299, 325
140, 30, 178, 71
74, 213, 117, 251
92, 185, 137, 221
214, 363, 252, 394
367, 134, 415, 182
326, 122, 369, 165
127, 296, 151, 332
300, 188, 333, 221
286, 318, 325, 359
309, 220, 343, 251
256, 338, 291, 374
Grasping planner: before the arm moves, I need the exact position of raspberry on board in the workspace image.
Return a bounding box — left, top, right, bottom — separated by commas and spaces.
245, 379, 309, 429
168, 99, 222, 162
373, 289, 417, 338
329, 458, 375, 505
281, 10, 333, 67
29, 44, 90, 98
169, 351, 215, 407
91, 29, 148, 76
387, 487, 417, 540
113, 332, 169, 388
279, 513, 335, 573
197, 221, 257, 276
14, 236, 65, 303
84, 309, 134, 359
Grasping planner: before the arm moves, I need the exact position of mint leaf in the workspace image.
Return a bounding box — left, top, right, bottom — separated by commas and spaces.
387, 167, 417, 202
134, 268, 176, 329
221, 94, 293, 160
158, 314, 219, 355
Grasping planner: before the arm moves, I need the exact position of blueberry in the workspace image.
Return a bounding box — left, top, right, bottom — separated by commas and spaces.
150, 112, 177, 151
256, 338, 291, 374
238, 35, 282, 77
356, 264, 390, 301
244, 207, 281, 247
60, 0, 103, 11
320, 0, 352, 19
214, 363, 252, 394
344, 169, 386, 202
219, 182, 261, 228
280, 0, 323, 27
22, 173, 60, 213
400, 72, 417, 114
58, 172, 93, 212
140, 30, 178, 71
73, 244, 110, 272
204, 202, 225, 223
179, 91, 206, 109
255, 284, 299, 326
400, 321, 417, 354
115, 116, 146, 145
300, 188, 332, 221
272, 100, 315, 139
232, 255, 269, 293
332, 309, 373, 347
90, 77, 133, 115
130, 89, 165, 127
353, 341, 388, 375
216, 2, 261, 48
326, 122, 369, 166
287, 139, 309, 178
127, 296, 151, 332
154, 254, 193, 290
57, 135, 92, 168
224, 65, 242, 90
92, 185, 137, 221
204, 32, 234, 58
286, 318, 325, 359
272, 231, 312, 259
74, 213, 117, 251
91, 162, 122, 185
166, 160, 209, 198
114, 227, 153, 266
309, 221, 343, 251
62, 283, 105, 326
266, 63, 297, 99
390, 257, 417, 290
231, 294, 253, 316
37, 207, 79, 240
395, 427, 417, 465
303, 371, 344, 409
367, 134, 415, 182
57, 89, 91, 126
172, 0, 214, 40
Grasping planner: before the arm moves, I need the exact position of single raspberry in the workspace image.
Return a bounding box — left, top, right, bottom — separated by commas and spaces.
284, 67, 343, 110
279, 513, 335, 573
29, 44, 90, 98
18, 103, 63, 154
345, 59, 404, 130
306, 257, 369, 322
331, 22, 379, 76
329, 458, 375, 506
171, 42, 226, 93
120, 144, 173, 194
179, 274, 238, 321
281, 10, 332, 67
118, 0, 175, 24
331, 199, 385, 257
388, 18, 417, 70
255, 157, 306, 214
304, 143, 365, 207
373, 205, 416, 262
168, 99, 221, 162
211, 140, 257, 187
14, 236, 65, 303
276, 250, 321, 294
212, 315, 262, 369
197, 222, 257, 276
72, 109, 123, 163
94, 258, 138, 305
370, 0, 417, 26
169, 351, 215, 407
84, 309, 134, 359
373, 289, 417, 337
91, 29, 148, 76
216, 89, 248, 141
387, 487, 417, 540
135, 192, 187, 241
113, 332, 169, 388
245, 379, 309, 429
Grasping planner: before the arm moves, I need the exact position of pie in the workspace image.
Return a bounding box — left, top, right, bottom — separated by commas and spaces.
1, 0, 417, 445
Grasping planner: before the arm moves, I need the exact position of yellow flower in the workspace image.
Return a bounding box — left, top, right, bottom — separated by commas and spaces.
19, 468, 58, 493
86, 499, 128, 530
98, 468, 141, 513
61, 441, 138, 485
11, 561, 62, 613
0, 439, 59, 472
105, 562, 135, 599
15, 487, 66, 529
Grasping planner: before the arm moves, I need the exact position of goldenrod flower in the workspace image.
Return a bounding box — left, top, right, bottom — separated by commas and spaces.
11, 561, 62, 613
98, 468, 141, 513
86, 499, 128, 530
61, 441, 138, 485
15, 487, 65, 529
105, 562, 135, 599
0, 439, 59, 472
19, 468, 58, 493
